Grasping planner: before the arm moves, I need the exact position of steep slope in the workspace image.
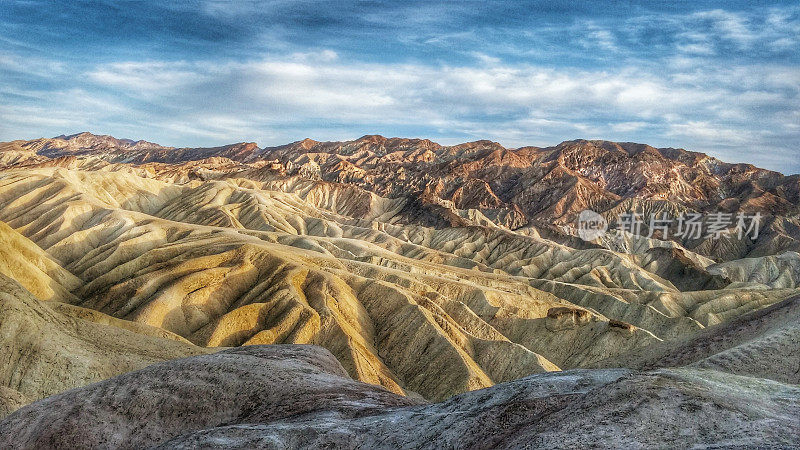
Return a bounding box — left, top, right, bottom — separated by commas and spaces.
709, 251, 800, 288
0, 220, 81, 303
0, 274, 210, 416
0, 141, 47, 168
593, 295, 800, 384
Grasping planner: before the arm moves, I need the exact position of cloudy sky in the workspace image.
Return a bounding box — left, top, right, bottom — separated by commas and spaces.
1, 1, 798, 173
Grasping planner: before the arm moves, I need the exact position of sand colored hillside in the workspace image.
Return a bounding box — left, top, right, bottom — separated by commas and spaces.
0, 220, 81, 302
0, 274, 211, 416
0, 166, 796, 400
709, 251, 800, 289
593, 294, 800, 384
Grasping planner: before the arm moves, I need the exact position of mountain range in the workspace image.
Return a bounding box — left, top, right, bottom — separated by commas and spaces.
4, 132, 798, 261
0, 132, 797, 447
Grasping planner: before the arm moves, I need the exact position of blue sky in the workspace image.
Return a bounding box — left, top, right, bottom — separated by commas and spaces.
1, 1, 798, 173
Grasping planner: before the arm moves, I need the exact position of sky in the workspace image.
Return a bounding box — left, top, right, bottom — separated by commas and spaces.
1, 1, 798, 173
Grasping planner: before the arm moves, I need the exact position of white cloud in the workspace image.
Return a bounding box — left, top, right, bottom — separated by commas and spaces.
0, 51, 68, 78
65, 53, 800, 172
668, 121, 752, 144
611, 121, 649, 133
675, 43, 715, 55
3, 4, 798, 173
582, 28, 619, 52
692, 9, 758, 48
88, 61, 204, 96
469, 52, 501, 65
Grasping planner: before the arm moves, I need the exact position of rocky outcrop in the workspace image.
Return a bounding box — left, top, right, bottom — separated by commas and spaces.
0, 345, 421, 448
1, 347, 797, 449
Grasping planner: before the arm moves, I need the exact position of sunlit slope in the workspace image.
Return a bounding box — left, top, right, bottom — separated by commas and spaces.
0, 167, 796, 400
593, 294, 800, 385
0, 219, 80, 302
0, 274, 210, 417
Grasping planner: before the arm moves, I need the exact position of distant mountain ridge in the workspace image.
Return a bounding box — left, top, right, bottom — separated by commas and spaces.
12, 131, 794, 175
2, 132, 799, 261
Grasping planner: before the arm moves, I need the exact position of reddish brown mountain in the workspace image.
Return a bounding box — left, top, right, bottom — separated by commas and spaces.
3, 132, 798, 260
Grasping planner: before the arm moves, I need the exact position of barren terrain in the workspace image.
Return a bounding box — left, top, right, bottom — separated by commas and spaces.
0, 133, 797, 447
